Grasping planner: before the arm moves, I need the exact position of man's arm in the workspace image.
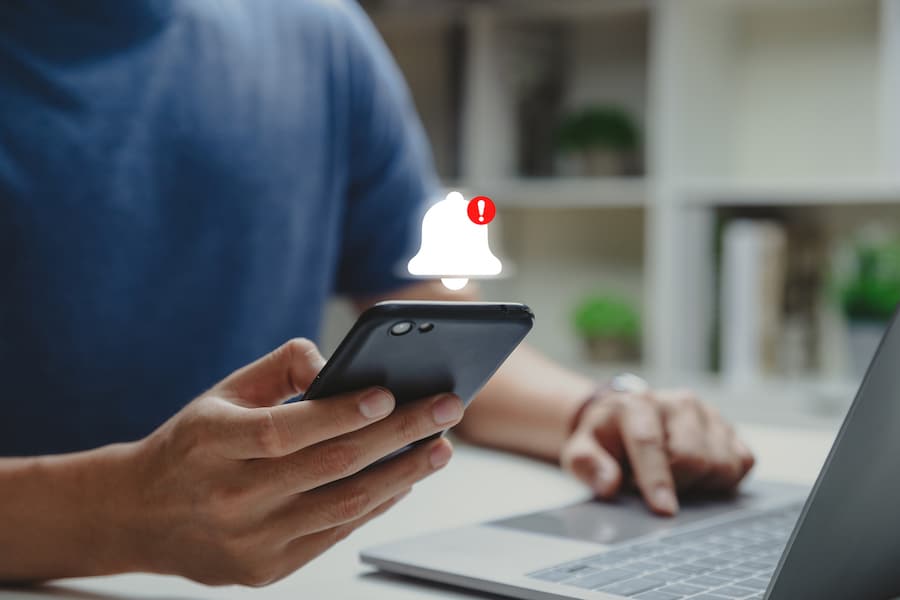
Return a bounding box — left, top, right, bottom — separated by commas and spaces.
0, 446, 141, 581
1, 340, 462, 584
354, 281, 755, 516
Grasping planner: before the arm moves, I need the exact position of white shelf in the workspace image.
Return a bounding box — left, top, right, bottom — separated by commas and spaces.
488, 0, 649, 20
678, 178, 900, 206
451, 178, 647, 209
367, 0, 649, 27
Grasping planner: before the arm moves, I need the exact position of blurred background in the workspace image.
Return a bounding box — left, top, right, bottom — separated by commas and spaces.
325, 0, 900, 431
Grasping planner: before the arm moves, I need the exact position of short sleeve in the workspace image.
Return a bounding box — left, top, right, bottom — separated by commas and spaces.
332, 2, 440, 297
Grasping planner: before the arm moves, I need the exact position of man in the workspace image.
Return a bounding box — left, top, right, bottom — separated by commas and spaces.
0, 0, 753, 586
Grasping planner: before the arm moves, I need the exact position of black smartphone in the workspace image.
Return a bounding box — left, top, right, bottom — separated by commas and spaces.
303, 301, 534, 442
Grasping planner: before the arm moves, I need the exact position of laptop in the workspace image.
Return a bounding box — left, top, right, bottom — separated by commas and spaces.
361, 307, 900, 599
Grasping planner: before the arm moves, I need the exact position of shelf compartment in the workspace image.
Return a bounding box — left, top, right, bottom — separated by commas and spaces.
451, 177, 647, 209
679, 178, 900, 206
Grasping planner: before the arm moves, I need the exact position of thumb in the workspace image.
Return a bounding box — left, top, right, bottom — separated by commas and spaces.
216, 338, 326, 407
561, 428, 623, 499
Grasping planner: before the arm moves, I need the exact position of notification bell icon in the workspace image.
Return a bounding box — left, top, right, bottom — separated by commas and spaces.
407, 191, 502, 290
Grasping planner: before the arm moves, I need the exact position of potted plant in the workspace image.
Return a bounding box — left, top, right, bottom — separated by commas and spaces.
839, 239, 900, 375
556, 105, 640, 176
573, 294, 641, 362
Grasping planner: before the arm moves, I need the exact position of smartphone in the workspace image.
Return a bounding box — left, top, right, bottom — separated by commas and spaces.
303, 301, 534, 445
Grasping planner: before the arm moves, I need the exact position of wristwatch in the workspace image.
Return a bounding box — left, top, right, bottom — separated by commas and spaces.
607, 372, 650, 395
568, 372, 651, 434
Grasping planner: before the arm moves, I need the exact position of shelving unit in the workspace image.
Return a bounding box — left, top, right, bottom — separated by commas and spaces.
652, 0, 900, 382
456, 178, 647, 209
347, 0, 900, 412
679, 178, 900, 206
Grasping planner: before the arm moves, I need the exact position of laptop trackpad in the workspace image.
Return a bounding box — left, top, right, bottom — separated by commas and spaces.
490, 490, 762, 545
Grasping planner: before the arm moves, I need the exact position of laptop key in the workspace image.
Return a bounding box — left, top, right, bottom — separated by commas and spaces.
553, 563, 591, 577
568, 567, 637, 589
650, 569, 687, 582
670, 563, 712, 576
642, 548, 671, 559
741, 558, 776, 570
597, 576, 666, 595
634, 591, 683, 600
692, 557, 733, 569
711, 566, 756, 578
712, 586, 757, 598
715, 550, 753, 563
585, 555, 623, 568
677, 548, 710, 560
658, 582, 706, 595
689, 595, 732, 600
735, 576, 770, 590
629, 559, 667, 572
685, 574, 732, 587
530, 568, 572, 582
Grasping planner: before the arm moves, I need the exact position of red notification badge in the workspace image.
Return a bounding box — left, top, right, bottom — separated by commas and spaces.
467, 196, 496, 225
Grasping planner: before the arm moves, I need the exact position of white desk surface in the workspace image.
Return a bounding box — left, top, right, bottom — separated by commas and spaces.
2, 423, 837, 600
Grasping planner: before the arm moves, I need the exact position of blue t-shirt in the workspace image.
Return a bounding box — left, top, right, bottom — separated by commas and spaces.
0, 0, 436, 455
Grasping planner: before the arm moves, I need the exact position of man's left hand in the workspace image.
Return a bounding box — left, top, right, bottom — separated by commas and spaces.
560, 389, 755, 516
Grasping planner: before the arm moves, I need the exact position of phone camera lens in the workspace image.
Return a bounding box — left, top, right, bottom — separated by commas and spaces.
390, 321, 414, 336
418, 322, 434, 333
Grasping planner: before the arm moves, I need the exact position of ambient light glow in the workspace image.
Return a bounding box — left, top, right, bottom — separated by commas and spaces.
440, 277, 469, 291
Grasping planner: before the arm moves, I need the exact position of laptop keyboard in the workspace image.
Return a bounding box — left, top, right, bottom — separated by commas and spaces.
528, 503, 802, 599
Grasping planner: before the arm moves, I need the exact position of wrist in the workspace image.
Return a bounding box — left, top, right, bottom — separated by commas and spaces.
39, 441, 147, 576
567, 386, 602, 436
567, 373, 651, 435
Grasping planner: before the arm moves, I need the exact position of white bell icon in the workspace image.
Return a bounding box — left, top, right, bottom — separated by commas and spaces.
407, 191, 502, 290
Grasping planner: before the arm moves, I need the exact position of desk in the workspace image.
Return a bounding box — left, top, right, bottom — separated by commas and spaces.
1, 424, 836, 600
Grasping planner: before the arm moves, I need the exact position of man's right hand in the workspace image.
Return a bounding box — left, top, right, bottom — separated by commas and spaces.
133, 338, 464, 585
1, 339, 463, 586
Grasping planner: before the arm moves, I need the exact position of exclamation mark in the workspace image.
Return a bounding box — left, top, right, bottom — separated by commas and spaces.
467, 195, 495, 225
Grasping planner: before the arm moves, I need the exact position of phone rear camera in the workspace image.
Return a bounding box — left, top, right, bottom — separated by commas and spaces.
418, 322, 434, 333
390, 321, 414, 336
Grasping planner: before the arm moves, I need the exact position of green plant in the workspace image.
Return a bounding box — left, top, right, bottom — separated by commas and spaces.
840, 240, 900, 321
557, 106, 640, 153
573, 295, 640, 340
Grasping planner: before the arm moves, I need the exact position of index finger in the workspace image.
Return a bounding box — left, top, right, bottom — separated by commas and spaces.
212, 386, 396, 459
618, 394, 679, 516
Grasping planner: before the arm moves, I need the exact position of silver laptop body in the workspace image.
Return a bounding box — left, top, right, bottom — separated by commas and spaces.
362, 307, 900, 599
